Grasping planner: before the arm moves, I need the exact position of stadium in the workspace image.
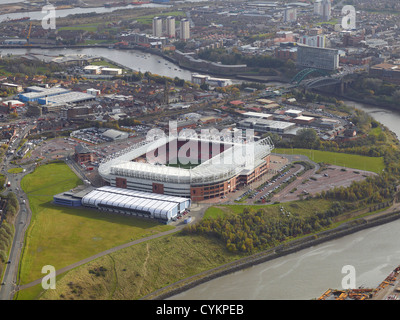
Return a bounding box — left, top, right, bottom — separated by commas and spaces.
98, 129, 275, 201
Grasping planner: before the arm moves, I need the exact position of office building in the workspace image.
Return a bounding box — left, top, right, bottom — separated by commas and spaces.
297, 44, 339, 71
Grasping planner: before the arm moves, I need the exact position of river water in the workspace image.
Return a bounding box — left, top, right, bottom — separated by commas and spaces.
0, 47, 194, 80
0, 3, 172, 23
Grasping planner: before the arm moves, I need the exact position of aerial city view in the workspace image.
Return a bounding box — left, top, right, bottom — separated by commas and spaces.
0, 0, 400, 310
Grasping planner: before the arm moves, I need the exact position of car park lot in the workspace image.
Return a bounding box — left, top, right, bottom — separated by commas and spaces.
271, 165, 377, 203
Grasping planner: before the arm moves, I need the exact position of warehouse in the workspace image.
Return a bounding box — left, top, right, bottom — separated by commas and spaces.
237, 118, 296, 133
242, 112, 273, 120
18, 87, 70, 102
38, 91, 96, 105
102, 129, 129, 141
81, 186, 190, 223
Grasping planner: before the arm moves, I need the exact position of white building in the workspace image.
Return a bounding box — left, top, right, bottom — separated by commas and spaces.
298, 35, 326, 48
152, 16, 163, 37
284, 7, 297, 23
314, 0, 322, 15
191, 73, 232, 87
321, 0, 331, 21
180, 18, 190, 40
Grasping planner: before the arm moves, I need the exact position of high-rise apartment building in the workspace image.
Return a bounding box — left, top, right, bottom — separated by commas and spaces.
152, 16, 163, 37
166, 16, 176, 38
180, 18, 190, 40
314, 0, 322, 15
284, 7, 297, 23
321, 0, 331, 21
298, 35, 326, 48
296, 44, 339, 71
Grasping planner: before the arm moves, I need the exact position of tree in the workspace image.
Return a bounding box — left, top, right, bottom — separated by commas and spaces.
294, 129, 319, 149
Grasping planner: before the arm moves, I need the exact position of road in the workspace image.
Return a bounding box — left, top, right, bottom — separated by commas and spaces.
0, 123, 36, 300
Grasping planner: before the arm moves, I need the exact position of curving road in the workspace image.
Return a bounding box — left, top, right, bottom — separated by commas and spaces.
0, 123, 36, 300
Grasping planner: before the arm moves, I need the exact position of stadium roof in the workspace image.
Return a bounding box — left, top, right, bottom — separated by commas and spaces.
99, 134, 274, 185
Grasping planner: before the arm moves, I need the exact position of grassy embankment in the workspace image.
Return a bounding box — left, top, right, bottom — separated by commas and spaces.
273, 148, 385, 174
15, 162, 173, 298
7, 168, 23, 174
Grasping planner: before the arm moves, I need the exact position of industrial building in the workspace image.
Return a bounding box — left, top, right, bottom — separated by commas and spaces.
237, 118, 296, 134
53, 185, 191, 223
191, 73, 232, 87
18, 87, 71, 103
84, 65, 123, 76
101, 129, 129, 141
37, 91, 96, 105
82, 186, 190, 222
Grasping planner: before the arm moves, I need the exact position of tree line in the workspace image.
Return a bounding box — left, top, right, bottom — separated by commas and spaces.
182, 202, 346, 254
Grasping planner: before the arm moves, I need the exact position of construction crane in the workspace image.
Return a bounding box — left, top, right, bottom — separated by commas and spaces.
26, 21, 32, 45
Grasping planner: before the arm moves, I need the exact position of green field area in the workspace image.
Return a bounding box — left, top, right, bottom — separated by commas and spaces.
88, 59, 122, 69
7, 168, 23, 174
166, 159, 200, 169
274, 148, 385, 173
136, 11, 185, 24
58, 23, 100, 32
16, 233, 243, 300
18, 162, 173, 286
203, 198, 333, 220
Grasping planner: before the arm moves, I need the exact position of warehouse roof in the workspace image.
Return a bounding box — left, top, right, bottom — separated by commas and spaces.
81, 186, 189, 220
42, 91, 96, 105
102, 129, 129, 140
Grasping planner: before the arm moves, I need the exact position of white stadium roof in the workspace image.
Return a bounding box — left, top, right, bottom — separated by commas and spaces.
98, 134, 274, 185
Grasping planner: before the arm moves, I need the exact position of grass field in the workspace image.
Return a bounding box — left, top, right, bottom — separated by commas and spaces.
136, 11, 185, 25
274, 148, 385, 173
16, 233, 243, 300
18, 162, 173, 286
203, 198, 333, 220
88, 59, 122, 69
7, 168, 23, 174
58, 23, 100, 32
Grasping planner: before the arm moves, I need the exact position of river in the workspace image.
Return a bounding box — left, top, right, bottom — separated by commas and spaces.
341, 100, 400, 139
170, 220, 400, 300
0, 47, 194, 80
0, 3, 172, 23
